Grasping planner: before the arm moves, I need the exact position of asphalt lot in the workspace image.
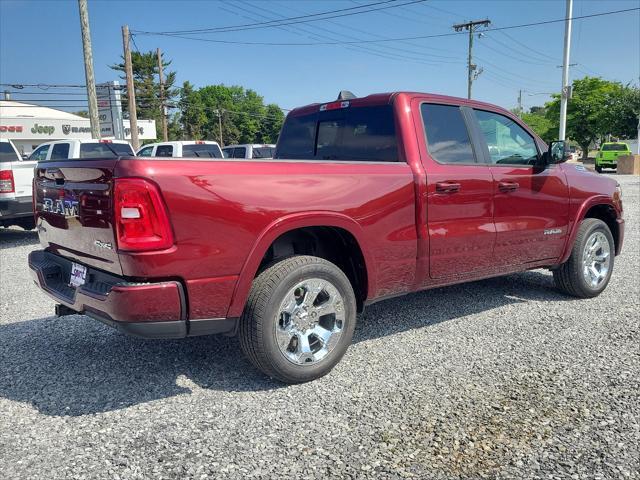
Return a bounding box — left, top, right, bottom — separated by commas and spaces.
1, 174, 638, 480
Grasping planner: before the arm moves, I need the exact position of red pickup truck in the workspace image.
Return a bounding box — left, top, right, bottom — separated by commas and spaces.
29, 92, 624, 383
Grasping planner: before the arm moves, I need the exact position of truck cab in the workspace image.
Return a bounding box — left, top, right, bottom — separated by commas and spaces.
136, 141, 223, 158
222, 144, 276, 159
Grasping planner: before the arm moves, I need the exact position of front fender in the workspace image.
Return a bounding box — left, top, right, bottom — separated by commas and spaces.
226, 212, 376, 318
558, 195, 617, 264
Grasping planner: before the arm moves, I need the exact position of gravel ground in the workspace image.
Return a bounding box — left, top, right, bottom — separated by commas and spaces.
1, 174, 638, 480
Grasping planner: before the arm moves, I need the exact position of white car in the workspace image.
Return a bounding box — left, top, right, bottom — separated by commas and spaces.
136, 141, 223, 158
1, 138, 36, 229
29, 139, 135, 161
222, 144, 276, 159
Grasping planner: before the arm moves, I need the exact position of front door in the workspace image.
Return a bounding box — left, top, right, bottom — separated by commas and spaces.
417, 102, 496, 280
471, 109, 569, 266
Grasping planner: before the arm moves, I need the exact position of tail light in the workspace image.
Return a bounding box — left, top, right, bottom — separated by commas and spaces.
114, 178, 174, 251
0, 170, 15, 193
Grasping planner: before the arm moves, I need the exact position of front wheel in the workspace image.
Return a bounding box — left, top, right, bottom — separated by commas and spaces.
595, 165, 602, 173
553, 218, 615, 298
239, 255, 357, 383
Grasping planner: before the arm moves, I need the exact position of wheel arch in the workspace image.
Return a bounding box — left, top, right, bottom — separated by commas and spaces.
560, 196, 620, 264
226, 212, 375, 318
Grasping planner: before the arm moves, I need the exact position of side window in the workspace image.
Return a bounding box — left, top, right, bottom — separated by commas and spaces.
29, 144, 50, 161
222, 148, 233, 158
233, 147, 247, 158
0, 142, 20, 162
421, 104, 476, 164
155, 145, 173, 157
137, 146, 153, 157
474, 110, 539, 166
50, 143, 70, 160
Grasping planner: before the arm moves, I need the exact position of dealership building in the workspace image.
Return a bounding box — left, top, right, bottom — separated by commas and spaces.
0, 100, 156, 155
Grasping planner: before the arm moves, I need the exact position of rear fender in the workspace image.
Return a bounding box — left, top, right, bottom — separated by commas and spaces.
226, 212, 375, 318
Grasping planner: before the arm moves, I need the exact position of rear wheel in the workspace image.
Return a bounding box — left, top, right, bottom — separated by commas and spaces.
239, 255, 356, 383
595, 165, 602, 173
553, 218, 614, 298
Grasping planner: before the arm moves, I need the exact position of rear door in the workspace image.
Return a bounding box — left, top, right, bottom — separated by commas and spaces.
34, 159, 122, 274
415, 101, 496, 280
470, 108, 569, 266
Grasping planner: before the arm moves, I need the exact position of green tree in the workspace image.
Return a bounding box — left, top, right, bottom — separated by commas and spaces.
545, 77, 639, 160
110, 50, 177, 140
521, 109, 555, 144
175, 84, 284, 145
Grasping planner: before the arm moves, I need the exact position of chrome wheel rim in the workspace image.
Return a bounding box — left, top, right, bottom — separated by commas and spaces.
274, 278, 345, 366
582, 231, 611, 289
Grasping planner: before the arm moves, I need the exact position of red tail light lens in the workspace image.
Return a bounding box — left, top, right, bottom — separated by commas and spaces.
0, 170, 15, 193
114, 178, 174, 251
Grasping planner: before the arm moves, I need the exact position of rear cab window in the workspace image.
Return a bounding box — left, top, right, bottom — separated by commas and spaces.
182, 144, 222, 158
0, 142, 20, 162
275, 104, 398, 162
79, 142, 133, 159
252, 147, 275, 159
602, 143, 629, 151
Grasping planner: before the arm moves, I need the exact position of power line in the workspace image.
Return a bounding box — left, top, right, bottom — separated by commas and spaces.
134, 7, 639, 46
135, 0, 424, 35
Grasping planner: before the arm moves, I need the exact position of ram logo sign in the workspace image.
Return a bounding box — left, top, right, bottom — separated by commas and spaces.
42, 198, 79, 218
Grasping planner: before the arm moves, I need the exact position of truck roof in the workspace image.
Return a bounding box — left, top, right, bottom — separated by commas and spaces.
288, 91, 513, 117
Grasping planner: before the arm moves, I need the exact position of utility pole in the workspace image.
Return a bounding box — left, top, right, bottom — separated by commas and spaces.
121, 25, 140, 151
559, 0, 573, 141
517, 89, 523, 115
78, 0, 100, 139
453, 18, 491, 99
156, 48, 168, 142
214, 109, 223, 146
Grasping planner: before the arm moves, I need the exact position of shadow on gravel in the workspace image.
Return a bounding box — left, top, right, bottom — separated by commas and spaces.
353, 270, 572, 343
0, 228, 38, 249
0, 270, 573, 416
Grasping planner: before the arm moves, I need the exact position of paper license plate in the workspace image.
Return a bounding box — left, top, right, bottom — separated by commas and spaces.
69, 262, 87, 288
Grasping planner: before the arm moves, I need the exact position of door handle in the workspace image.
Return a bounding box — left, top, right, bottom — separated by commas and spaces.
435, 181, 461, 193
498, 181, 519, 192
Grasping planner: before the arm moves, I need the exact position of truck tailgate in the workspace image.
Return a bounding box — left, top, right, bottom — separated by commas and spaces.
33, 159, 123, 275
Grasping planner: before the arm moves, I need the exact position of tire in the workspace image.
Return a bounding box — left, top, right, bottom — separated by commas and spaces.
595, 165, 602, 173
16, 218, 36, 230
553, 218, 615, 298
239, 255, 357, 384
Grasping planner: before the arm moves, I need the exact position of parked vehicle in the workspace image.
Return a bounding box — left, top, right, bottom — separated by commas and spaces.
567, 146, 580, 162
29, 92, 624, 383
0, 138, 36, 229
137, 141, 223, 158
595, 142, 631, 173
29, 139, 134, 161
222, 144, 276, 159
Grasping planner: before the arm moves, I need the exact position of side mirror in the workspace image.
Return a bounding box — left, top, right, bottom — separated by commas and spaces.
546, 140, 569, 164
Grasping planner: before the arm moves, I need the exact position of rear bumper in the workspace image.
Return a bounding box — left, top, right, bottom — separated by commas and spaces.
0, 195, 33, 221
28, 250, 235, 339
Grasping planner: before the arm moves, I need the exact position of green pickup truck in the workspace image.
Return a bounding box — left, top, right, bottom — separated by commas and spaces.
595, 142, 631, 173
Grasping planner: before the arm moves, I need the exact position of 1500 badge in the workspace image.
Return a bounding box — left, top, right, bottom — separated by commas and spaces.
42, 198, 79, 217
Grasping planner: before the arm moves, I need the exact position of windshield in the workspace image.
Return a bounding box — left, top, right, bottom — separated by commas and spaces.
182, 144, 223, 158
602, 144, 628, 151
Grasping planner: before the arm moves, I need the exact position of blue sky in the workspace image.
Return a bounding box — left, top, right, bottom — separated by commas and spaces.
1, 0, 638, 112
